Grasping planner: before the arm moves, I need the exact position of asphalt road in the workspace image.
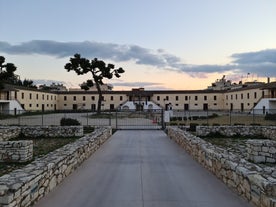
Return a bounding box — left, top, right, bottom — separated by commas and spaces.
34, 130, 253, 207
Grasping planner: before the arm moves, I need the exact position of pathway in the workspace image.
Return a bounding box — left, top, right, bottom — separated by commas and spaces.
34, 130, 253, 207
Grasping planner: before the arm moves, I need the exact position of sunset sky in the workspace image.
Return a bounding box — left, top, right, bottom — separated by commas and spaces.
1, 0, 276, 90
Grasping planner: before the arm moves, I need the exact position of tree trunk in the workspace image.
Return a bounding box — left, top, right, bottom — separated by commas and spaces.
96, 82, 103, 114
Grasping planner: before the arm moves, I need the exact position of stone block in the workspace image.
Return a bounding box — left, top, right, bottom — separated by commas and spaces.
253, 156, 266, 163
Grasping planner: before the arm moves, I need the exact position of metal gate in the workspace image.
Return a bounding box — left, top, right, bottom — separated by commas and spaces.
115, 109, 164, 129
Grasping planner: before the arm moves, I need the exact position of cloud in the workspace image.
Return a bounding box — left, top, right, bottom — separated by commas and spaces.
0, 40, 173, 68
231, 49, 276, 64
1, 40, 276, 77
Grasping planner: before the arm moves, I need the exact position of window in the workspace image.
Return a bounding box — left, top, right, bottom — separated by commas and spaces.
36, 104, 39, 107
195, 96, 198, 101
36, 94, 39, 100
176, 96, 179, 101
47, 95, 49, 100
235, 94, 237, 100
166, 96, 169, 101
111, 96, 114, 101
73, 96, 76, 101
247, 93, 250, 99
204, 96, 207, 101
91, 96, 95, 101
29, 104, 32, 107
120, 96, 123, 101
254, 92, 257, 99
29, 93, 32, 99
214, 95, 217, 101
226, 95, 228, 100
157, 96, 160, 101
110, 104, 115, 110
83, 96, 86, 101
241, 94, 243, 99
185, 96, 188, 101
21, 93, 24, 99
64, 96, 67, 101
42, 94, 45, 100
51, 95, 53, 100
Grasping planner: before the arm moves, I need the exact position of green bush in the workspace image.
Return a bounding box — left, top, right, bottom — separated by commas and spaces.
250, 123, 261, 126
170, 117, 177, 121
265, 113, 276, 120
192, 116, 199, 120
233, 123, 245, 126
209, 113, 219, 118
60, 118, 81, 126
189, 123, 199, 132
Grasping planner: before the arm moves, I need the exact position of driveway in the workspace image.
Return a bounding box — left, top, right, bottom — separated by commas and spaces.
34, 130, 252, 207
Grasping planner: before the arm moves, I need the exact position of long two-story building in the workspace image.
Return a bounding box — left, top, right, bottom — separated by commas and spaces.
1, 77, 276, 115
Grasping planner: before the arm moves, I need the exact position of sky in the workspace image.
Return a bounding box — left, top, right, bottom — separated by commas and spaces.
0, 0, 276, 90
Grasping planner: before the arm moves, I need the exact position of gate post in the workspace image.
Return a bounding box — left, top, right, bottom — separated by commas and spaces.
115, 109, 118, 129
161, 109, 165, 129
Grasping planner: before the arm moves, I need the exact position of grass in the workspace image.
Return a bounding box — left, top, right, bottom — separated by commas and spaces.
0, 128, 95, 177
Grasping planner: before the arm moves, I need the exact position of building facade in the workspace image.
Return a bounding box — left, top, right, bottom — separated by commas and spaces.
1, 81, 276, 114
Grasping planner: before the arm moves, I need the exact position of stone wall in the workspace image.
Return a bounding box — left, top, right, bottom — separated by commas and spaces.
20, 126, 83, 138
0, 141, 33, 163
0, 126, 83, 140
0, 127, 112, 207
167, 126, 276, 207
0, 127, 21, 141
196, 126, 276, 140
247, 140, 276, 164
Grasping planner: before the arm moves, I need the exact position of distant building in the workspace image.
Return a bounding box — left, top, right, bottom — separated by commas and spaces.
1, 78, 276, 114
68, 83, 113, 91
38, 83, 67, 91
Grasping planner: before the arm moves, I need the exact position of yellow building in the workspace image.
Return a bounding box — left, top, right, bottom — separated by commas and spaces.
1, 80, 276, 114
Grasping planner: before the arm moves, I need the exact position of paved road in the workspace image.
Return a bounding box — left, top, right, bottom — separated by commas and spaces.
34, 130, 253, 207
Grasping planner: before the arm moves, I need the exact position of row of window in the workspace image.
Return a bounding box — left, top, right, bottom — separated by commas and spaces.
19, 92, 261, 103
20, 92, 56, 101
21, 104, 56, 109
156, 95, 217, 101
226, 91, 261, 100
63, 95, 124, 101
157, 92, 261, 102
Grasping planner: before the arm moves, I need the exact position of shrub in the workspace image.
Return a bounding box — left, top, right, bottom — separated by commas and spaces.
60, 118, 81, 126
192, 116, 199, 120
265, 113, 276, 121
209, 113, 219, 118
250, 123, 261, 126
170, 117, 177, 121
234, 123, 245, 126
189, 123, 199, 132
